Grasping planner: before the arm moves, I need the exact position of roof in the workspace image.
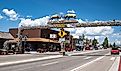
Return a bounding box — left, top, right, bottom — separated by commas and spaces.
15, 38, 60, 43
0, 32, 14, 39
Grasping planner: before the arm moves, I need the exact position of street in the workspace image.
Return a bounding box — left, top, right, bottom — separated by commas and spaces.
0, 49, 119, 71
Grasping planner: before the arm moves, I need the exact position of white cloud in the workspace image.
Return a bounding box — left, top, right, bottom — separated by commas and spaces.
67, 10, 75, 13
26, 15, 32, 18
63, 27, 114, 43
112, 33, 121, 37
72, 34, 79, 38
0, 15, 3, 19
2, 9, 19, 21
75, 27, 114, 36
76, 19, 86, 23
19, 16, 50, 27
114, 39, 121, 45
64, 28, 76, 34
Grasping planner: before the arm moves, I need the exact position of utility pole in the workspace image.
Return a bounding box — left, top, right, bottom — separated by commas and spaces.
17, 27, 24, 54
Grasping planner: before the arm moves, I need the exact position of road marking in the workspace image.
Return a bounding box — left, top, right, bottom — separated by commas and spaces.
84, 57, 92, 60
70, 53, 110, 71
41, 61, 58, 66
0, 55, 63, 66
110, 57, 115, 61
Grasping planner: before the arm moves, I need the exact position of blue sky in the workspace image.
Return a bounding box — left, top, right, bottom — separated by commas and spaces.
0, 0, 121, 44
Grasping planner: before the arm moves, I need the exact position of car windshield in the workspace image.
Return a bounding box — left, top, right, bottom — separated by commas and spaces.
112, 48, 118, 50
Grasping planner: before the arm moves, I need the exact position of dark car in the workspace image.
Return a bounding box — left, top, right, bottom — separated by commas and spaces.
0, 49, 8, 55
111, 48, 119, 55
85, 47, 90, 50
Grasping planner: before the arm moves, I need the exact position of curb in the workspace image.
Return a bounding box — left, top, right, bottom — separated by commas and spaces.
0, 55, 63, 67
118, 56, 121, 71
67, 49, 108, 56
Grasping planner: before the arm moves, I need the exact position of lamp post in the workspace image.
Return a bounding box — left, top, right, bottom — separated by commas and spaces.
23, 35, 27, 53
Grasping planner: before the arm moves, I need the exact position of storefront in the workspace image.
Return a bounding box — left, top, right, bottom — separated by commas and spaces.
15, 38, 61, 52
0, 32, 14, 49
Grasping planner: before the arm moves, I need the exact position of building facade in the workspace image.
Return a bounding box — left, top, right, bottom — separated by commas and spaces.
9, 27, 73, 52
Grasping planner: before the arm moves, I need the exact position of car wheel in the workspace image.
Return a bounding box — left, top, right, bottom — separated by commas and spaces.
117, 53, 119, 55
2, 52, 6, 55
111, 52, 113, 55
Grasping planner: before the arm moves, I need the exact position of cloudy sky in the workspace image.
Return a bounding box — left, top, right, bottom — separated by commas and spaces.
0, 0, 121, 45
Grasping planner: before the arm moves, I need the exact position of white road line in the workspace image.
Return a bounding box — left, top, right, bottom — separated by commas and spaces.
70, 53, 110, 71
0, 55, 63, 66
84, 57, 92, 60
110, 57, 116, 61
41, 61, 58, 66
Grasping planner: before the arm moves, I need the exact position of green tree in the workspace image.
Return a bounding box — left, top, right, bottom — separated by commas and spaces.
102, 37, 109, 48
113, 42, 116, 47
92, 38, 98, 47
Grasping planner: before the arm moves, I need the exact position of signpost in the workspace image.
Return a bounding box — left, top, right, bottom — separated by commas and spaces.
58, 28, 67, 55
58, 29, 67, 38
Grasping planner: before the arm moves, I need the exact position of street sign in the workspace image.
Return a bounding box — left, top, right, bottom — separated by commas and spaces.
58, 30, 67, 38
59, 38, 65, 43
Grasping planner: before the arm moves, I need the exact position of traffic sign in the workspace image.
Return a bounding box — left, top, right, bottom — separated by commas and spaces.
58, 30, 67, 38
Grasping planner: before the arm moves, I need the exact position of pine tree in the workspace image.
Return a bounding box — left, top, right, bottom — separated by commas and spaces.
102, 37, 109, 48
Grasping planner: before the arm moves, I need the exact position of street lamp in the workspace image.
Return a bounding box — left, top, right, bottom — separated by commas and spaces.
23, 35, 27, 52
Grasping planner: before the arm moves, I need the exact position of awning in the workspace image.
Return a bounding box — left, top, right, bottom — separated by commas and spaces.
0, 32, 14, 39
15, 38, 60, 43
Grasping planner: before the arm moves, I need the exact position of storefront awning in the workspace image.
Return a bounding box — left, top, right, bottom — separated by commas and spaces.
15, 38, 60, 43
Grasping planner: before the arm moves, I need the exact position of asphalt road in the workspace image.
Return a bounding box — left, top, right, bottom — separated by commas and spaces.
0, 49, 119, 71
0, 54, 51, 63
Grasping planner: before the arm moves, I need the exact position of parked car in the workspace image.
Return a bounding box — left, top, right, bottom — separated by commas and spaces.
85, 47, 90, 50
0, 49, 8, 55
94, 46, 98, 50
99, 46, 103, 49
8, 49, 15, 54
111, 48, 119, 55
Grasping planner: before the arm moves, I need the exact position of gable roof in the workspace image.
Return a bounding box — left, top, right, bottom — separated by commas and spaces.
0, 32, 14, 39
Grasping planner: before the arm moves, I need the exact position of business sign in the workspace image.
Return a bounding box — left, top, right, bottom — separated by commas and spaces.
50, 34, 57, 38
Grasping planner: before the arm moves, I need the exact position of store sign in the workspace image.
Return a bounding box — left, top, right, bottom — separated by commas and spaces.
49, 24, 67, 28
50, 34, 56, 38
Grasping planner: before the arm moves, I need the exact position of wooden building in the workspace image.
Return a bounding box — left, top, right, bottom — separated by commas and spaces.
0, 31, 14, 49
9, 27, 73, 52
